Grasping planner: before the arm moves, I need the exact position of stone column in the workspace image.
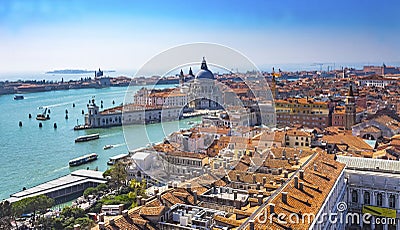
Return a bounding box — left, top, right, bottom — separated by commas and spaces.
383, 222, 388, 230
371, 191, 376, 206
383, 192, 388, 207
371, 216, 375, 230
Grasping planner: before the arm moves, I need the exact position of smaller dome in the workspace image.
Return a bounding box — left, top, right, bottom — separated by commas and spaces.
195, 57, 214, 80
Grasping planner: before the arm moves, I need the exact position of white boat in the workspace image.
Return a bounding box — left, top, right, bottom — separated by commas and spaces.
103, 145, 113, 150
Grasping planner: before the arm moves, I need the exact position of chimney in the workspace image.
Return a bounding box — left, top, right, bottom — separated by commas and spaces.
278, 168, 283, 174
98, 222, 105, 230
173, 182, 178, 189
249, 220, 255, 230
186, 183, 191, 193
193, 190, 198, 204
294, 176, 299, 189
314, 163, 318, 171
137, 195, 142, 206
122, 210, 129, 217
263, 177, 267, 185
256, 182, 261, 190
299, 182, 304, 191
237, 199, 242, 210
252, 174, 256, 184
233, 190, 238, 200
257, 194, 263, 205
73, 224, 81, 230
118, 204, 124, 215
167, 181, 172, 188
269, 180, 274, 185
299, 170, 304, 180
282, 192, 288, 204
284, 171, 289, 178
154, 189, 159, 195
98, 213, 105, 222
268, 203, 275, 214
236, 174, 240, 181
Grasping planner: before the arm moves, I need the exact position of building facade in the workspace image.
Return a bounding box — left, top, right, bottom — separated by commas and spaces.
275, 98, 331, 129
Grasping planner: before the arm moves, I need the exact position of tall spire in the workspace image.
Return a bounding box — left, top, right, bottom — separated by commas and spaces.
348, 83, 354, 97
201, 57, 208, 70
189, 67, 193, 76
179, 69, 184, 85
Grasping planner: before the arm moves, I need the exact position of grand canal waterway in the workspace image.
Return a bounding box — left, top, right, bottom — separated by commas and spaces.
0, 85, 197, 200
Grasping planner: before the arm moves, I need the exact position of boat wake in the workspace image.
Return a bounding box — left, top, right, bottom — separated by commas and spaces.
43, 101, 72, 108
100, 133, 120, 138
52, 165, 69, 173
113, 143, 126, 148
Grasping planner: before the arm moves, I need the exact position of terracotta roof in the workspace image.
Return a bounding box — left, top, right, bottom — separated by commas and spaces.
91, 207, 154, 230
322, 133, 373, 151
361, 126, 381, 133
269, 147, 314, 160
249, 152, 345, 230
214, 215, 242, 227
139, 206, 165, 216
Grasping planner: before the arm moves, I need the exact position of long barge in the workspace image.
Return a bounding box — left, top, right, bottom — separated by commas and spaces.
69, 153, 98, 167
75, 133, 99, 142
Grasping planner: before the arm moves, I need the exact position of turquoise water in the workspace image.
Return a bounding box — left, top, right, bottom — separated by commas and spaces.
0, 86, 197, 200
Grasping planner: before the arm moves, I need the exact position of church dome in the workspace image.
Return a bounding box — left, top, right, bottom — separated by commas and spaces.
195, 57, 214, 80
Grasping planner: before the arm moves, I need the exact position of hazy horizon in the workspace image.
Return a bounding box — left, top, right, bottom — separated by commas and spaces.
1, 0, 399, 74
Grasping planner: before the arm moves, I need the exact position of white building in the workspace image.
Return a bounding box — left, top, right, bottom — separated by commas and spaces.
85, 99, 182, 128
185, 58, 224, 110
359, 76, 397, 88
337, 156, 400, 230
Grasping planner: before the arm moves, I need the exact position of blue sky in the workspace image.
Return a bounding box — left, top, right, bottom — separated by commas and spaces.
0, 0, 399, 73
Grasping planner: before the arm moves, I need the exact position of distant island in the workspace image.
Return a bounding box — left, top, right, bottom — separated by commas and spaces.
45, 69, 116, 74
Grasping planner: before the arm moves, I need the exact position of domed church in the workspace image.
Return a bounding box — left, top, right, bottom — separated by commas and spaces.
181, 57, 223, 110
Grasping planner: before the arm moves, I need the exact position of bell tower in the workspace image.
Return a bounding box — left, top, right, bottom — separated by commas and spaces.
345, 84, 356, 130
86, 98, 99, 127
179, 69, 184, 85
271, 67, 277, 99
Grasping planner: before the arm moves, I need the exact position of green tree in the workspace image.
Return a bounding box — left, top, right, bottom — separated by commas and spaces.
12, 195, 54, 222
74, 217, 94, 229
96, 183, 108, 193
60, 206, 86, 219
109, 162, 127, 192
83, 187, 98, 198
0, 201, 12, 230
102, 168, 112, 178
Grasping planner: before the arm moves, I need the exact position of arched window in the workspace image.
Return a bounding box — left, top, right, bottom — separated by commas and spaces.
364, 191, 370, 205
351, 190, 358, 203
377, 193, 383, 206
389, 194, 395, 208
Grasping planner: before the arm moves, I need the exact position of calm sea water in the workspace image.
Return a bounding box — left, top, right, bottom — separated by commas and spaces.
0, 86, 198, 200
